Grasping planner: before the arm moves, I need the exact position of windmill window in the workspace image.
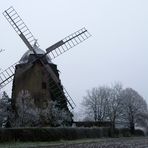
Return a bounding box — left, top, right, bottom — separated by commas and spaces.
42, 82, 47, 89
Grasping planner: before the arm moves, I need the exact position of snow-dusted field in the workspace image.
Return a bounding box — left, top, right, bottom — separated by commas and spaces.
46, 137, 148, 148
0, 137, 148, 148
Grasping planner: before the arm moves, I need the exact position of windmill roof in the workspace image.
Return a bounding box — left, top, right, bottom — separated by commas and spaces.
19, 47, 52, 64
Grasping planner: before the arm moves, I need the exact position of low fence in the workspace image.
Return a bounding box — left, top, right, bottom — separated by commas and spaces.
73, 121, 112, 127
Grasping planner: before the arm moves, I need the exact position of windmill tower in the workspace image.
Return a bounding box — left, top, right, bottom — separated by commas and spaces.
0, 7, 91, 127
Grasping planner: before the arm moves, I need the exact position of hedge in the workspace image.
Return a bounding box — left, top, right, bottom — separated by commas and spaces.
0, 127, 144, 142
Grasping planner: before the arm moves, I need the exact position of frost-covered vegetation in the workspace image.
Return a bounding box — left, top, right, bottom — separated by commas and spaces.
0, 90, 72, 128
82, 83, 148, 134
0, 91, 11, 128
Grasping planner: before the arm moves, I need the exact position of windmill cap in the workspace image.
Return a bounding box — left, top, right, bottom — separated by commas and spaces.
19, 47, 52, 64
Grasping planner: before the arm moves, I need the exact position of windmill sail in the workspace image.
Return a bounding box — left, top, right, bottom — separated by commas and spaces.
47, 71, 76, 109
0, 62, 18, 89
3, 6, 39, 53
46, 27, 91, 60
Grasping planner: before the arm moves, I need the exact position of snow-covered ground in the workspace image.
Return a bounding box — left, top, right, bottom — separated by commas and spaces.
0, 137, 148, 148
46, 137, 148, 148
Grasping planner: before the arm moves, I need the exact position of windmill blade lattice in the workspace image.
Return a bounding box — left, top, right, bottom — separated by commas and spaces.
63, 87, 76, 109
46, 27, 91, 60
47, 72, 76, 109
0, 62, 18, 89
3, 6, 39, 52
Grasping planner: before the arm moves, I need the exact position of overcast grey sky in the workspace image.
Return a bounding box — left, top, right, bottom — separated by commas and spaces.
0, 0, 148, 112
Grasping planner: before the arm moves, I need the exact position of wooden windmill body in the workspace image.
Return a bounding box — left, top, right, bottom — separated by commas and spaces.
12, 48, 67, 111
0, 7, 91, 127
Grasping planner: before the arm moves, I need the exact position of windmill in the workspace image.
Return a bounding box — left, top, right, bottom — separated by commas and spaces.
0, 7, 91, 126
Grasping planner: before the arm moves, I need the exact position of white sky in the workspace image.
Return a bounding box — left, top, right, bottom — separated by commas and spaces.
0, 0, 148, 112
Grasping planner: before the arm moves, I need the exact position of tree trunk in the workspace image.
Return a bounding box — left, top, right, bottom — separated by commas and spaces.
130, 121, 135, 134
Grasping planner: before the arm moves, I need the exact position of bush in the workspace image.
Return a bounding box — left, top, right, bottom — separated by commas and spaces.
134, 129, 145, 136
119, 128, 131, 137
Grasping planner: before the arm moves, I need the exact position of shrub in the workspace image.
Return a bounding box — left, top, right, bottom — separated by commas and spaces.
134, 129, 145, 136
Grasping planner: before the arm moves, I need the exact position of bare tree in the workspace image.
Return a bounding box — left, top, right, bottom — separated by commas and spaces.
107, 83, 123, 130
82, 86, 111, 121
120, 88, 148, 134
82, 83, 123, 128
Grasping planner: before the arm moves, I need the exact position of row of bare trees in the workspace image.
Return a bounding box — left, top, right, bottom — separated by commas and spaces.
82, 83, 148, 133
